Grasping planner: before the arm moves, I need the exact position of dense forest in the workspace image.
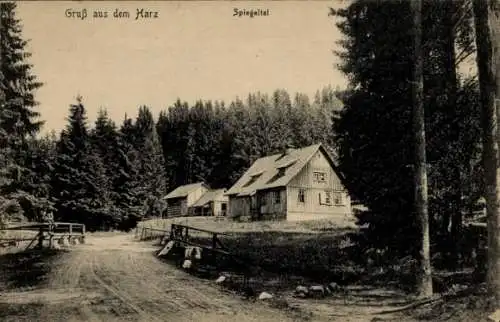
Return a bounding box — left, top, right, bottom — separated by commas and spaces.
0, 2, 343, 230
0, 0, 352, 231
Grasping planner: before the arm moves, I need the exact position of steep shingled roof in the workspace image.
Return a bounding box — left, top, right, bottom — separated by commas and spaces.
191, 189, 228, 207
225, 143, 339, 197
163, 182, 208, 199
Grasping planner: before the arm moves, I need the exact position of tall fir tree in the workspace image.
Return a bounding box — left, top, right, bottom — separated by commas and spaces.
90, 108, 122, 223
0, 2, 45, 221
133, 106, 166, 217
116, 115, 143, 225
52, 97, 112, 230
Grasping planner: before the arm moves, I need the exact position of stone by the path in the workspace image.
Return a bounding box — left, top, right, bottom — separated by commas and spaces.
258, 292, 273, 300
182, 259, 192, 269
309, 285, 325, 298
215, 275, 227, 284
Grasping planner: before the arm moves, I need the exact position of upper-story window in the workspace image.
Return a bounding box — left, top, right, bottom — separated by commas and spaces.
313, 171, 327, 183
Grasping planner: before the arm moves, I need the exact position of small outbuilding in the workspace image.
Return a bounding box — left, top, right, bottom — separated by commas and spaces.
191, 189, 229, 217
163, 182, 210, 217
163, 183, 228, 218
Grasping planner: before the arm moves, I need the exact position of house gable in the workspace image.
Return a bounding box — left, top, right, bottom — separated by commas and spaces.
286, 147, 352, 221
288, 148, 345, 191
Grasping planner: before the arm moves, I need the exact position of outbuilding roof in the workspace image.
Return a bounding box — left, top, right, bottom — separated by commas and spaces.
191, 189, 228, 207
163, 182, 208, 199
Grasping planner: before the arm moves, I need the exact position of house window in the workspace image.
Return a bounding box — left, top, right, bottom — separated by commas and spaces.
298, 189, 305, 203
313, 171, 327, 183
334, 192, 343, 205
318, 190, 332, 206
325, 191, 332, 205
273, 191, 281, 204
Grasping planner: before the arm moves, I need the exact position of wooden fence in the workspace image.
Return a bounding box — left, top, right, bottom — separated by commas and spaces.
0, 222, 86, 251
138, 223, 258, 287
136, 226, 169, 241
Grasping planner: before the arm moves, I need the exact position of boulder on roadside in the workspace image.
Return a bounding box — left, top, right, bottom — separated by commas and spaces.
215, 275, 227, 284
294, 285, 309, 298
309, 285, 326, 298
62, 236, 71, 247
258, 292, 273, 300
182, 259, 192, 269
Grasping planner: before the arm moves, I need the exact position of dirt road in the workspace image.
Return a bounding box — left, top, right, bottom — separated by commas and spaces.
0, 233, 423, 322
0, 233, 305, 322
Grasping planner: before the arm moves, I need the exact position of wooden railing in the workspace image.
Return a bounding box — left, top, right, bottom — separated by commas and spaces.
168, 223, 229, 252
0, 222, 86, 251
136, 226, 169, 241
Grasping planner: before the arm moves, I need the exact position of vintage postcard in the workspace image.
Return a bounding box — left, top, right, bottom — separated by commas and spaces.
0, 0, 495, 321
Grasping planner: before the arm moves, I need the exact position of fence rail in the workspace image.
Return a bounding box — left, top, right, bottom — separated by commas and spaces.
136, 226, 169, 241
0, 222, 86, 251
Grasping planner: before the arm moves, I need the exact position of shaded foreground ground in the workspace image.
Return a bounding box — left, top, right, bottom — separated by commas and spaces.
0, 232, 492, 322
0, 233, 300, 322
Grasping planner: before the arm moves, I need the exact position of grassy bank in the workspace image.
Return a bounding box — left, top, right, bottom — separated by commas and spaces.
141, 217, 379, 287
139, 216, 357, 234
143, 216, 482, 297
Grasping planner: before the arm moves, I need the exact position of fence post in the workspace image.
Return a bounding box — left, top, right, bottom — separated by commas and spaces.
37, 227, 44, 249
81, 224, 86, 244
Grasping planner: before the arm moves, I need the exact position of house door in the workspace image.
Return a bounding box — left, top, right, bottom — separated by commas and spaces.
221, 203, 227, 216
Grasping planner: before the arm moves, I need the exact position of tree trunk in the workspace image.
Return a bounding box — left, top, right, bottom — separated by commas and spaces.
445, 0, 463, 269
411, 0, 433, 298
473, 0, 500, 306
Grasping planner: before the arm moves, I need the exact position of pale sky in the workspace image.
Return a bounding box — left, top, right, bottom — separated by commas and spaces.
16, 1, 348, 134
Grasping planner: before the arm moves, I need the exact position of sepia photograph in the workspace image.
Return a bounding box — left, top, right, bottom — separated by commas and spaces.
0, 0, 498, 321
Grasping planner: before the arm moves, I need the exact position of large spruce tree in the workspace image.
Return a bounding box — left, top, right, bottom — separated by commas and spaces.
133, 106, 166, 217
332, 0, 482, 262
0, 2, 47, 221
52, 97, 112, 230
